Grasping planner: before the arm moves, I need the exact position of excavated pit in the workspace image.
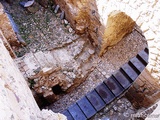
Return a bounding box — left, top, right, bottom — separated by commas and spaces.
1, 0, 149, 119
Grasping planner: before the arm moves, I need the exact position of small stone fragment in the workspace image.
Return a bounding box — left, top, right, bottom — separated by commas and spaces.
64, 19, 68, 25
68, 27, 73, 33
16, 33, 27, 46
20, 0, 35, 8
42, 67, 54, 75
60, 11, 65, 20
54, 5, 60, 13
88, 49, 95, 55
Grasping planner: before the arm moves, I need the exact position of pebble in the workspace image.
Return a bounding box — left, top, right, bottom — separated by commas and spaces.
117, 99, 123, 104
19, 0, 34, 8
88, 49, 95, 55
60, 11, 65, 20
52, 5, 56, 10
117, 107, 122, 112
104, 107, 109, 112
68, 27, 73, 33
123, 112, 129, 117
109, 109, 114, 116
102, 71, 106, 75
63, 71, 67, 74
101, 117, 110, 120
54, 5, 60, 13
113, 105, 118, 111
64, 19, 69, 24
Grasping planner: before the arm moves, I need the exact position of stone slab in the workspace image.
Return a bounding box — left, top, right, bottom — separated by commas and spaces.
77, 96, 96, 118
137, 50, 148, 65
95, 83, 115, 104
86, 90, 105, 111
61, 110, 74, 120
104, 76, 124, 97
68, 103, 87, 120
130, 57, 145, 73
34, 51, 49, 68
121, 63, 139, 81
113, 70, 131, 89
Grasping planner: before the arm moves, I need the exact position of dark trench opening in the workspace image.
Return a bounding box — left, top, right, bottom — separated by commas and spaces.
52, 84, 63, 95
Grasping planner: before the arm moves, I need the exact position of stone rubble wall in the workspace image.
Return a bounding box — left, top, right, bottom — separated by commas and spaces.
0, 26, 66, 120
14, 37, 96, 105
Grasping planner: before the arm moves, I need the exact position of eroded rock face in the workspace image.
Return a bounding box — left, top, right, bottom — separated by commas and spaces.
99, 11, 135, 56
54, 0, 135, 56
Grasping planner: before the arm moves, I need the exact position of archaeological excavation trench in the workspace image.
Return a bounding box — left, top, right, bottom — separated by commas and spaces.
1, 0, 160, 120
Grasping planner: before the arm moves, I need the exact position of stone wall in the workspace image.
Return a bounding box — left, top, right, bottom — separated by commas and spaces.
14, 38, 96, 106
0, 23, 66, 120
